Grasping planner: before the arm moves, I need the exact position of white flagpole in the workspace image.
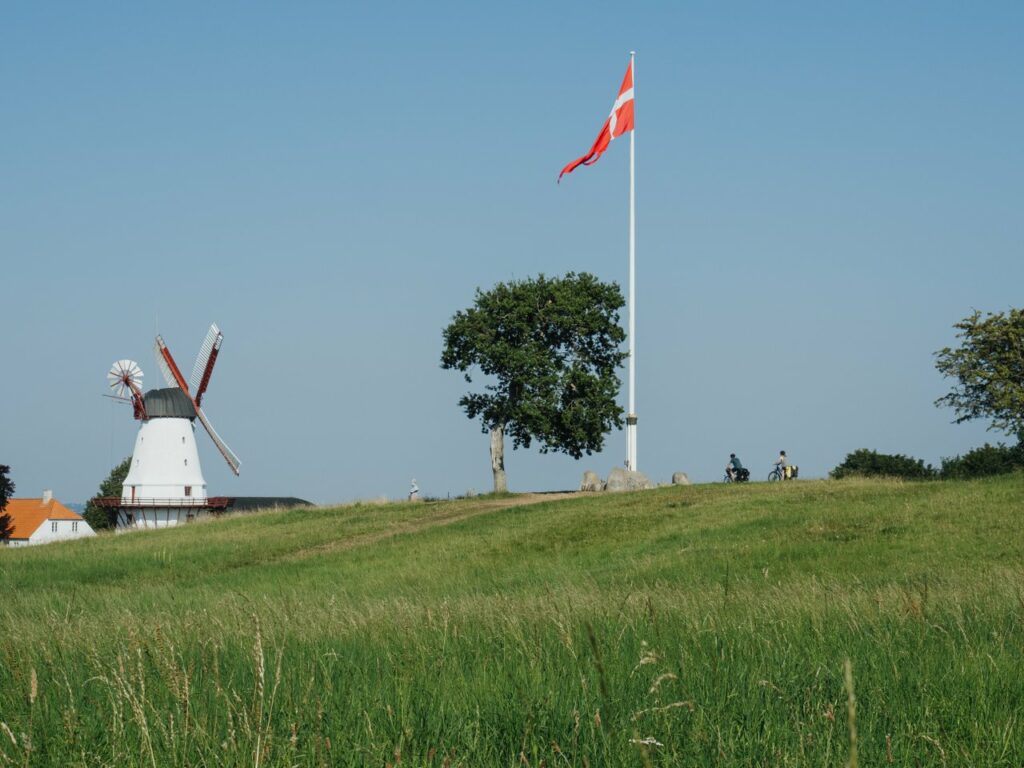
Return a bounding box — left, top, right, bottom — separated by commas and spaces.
627, 50, 638, 472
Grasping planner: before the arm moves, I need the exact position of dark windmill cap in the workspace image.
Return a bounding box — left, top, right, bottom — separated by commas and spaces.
142, 388, 197, 419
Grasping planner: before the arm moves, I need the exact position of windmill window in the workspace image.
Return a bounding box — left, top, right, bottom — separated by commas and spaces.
72, 521, 79, 532
184, 458, 188, 466
182, 436, 185, 444
184, 486, 192, 497
51, 521, 58, 532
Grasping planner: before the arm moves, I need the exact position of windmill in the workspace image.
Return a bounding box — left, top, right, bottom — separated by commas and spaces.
101, 324, 240, 528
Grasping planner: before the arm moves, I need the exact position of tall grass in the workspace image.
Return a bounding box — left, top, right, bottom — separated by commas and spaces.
0, 476, 1022, 765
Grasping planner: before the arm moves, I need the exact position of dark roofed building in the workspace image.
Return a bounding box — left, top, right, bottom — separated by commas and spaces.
229, 497, 314, 513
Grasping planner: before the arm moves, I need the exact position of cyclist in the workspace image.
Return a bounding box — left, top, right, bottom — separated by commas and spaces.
726, 453, 744, 481
774, 450, 789, 479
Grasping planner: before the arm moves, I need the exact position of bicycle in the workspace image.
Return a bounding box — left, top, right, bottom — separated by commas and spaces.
768, 466, 783, 482
724, 468, 750, 482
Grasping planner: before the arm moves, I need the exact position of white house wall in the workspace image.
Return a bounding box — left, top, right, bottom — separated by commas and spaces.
25, 518, 96, 546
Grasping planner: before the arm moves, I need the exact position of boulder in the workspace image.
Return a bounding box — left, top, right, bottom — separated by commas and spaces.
580, 470, 604, 492
605, 467, 652, 492
671, 472, 690, 486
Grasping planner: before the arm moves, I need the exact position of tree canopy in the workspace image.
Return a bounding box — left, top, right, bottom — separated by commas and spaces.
441, 272, 627, 492
0, 465, 14, 541
83, 457, 132, 531
934, 308, 1024, 442
829, 449, 936, 480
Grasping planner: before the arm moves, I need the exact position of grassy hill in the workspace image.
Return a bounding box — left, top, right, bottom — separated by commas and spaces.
1, 476, 1022, 766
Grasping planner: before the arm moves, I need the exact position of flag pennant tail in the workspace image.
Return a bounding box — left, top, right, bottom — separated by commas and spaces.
558, 60, 634, 183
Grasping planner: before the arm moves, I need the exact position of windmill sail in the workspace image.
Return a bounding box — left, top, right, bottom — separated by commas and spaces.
189, 324, 223, 403
151, 327, 241, 475
154, 336, 190, 392
196, 406, 242, 475
154, 339, 176, 387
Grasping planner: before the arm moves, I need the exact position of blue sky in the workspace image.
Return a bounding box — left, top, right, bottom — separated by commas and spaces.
2, 2, 1022, 503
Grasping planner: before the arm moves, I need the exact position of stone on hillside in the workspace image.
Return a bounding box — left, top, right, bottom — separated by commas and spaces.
671, 472, 690, 486
605, 467, 652, 492
580, 471, 603, 492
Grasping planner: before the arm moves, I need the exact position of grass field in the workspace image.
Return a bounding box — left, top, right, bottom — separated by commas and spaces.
1, 475, 1022, 766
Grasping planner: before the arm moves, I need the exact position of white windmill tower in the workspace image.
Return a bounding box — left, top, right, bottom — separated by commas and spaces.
102, 324, 241, 528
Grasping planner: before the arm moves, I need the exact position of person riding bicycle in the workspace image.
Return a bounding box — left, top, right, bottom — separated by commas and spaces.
726, 453, 744, 481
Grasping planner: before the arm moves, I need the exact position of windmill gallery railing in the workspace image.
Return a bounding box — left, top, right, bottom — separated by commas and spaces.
93, 496, 234, 511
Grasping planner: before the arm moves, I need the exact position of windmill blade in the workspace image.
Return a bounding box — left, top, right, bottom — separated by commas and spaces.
195, 406, 242, 475
153, 339, 177, 387
188, 323, 223, 406
154, 335, 190, 393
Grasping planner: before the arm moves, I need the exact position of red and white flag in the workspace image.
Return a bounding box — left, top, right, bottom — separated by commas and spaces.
559, 60, 635, 182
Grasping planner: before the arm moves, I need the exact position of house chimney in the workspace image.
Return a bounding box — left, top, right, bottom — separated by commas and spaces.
42, 489, 53, 504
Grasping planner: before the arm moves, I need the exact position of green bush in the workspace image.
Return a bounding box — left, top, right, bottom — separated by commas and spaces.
83, 457, 131, 530
940, 442, 1024, 479
830, 449, 936, 480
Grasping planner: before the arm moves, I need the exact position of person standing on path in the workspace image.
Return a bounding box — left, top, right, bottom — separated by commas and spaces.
775, 451, 788, 478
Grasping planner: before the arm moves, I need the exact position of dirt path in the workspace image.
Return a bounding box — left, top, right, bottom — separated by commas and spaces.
280, 492, 579, 562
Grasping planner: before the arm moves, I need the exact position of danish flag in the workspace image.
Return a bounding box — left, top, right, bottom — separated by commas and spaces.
558, 60, 635, 182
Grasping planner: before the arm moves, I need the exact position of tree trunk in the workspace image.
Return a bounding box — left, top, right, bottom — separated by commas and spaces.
490, 423, 508, 493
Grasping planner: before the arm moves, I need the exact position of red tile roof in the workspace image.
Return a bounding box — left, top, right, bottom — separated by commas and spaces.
4, 498, 84, 540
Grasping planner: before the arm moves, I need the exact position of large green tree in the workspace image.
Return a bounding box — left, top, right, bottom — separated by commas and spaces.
441, 272, 627, 493
935, 308, 1024, 442
0, 465, 14, 541
83, 457, 132, 531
